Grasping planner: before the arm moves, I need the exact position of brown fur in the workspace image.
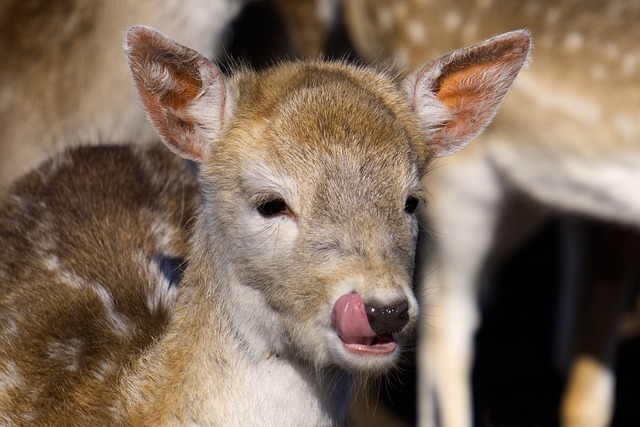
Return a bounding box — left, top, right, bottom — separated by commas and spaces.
0, 143, 197, 425
0, 26, 529, 425
0, 0, 244, 197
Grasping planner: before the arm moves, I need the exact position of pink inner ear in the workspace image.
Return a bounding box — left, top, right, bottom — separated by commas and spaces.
126, 26, 226, 163
432, 61, 506, 148
159, 63, 205, 112
411, 30, 531, 158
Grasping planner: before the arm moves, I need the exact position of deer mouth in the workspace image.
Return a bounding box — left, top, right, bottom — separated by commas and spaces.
331, 293, 398, 355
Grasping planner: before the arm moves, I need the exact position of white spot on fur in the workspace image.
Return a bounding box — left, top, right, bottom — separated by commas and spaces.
544, 7, 562, 25
622, 53, 638, 75
563, 31, 584, 52
376, 7, 394, 31
92, 359, 117, 382
146, 257, 179, 313
603, 43, 620, 61
525, 1, 541, 17
590, 64, 607, 80
93, 284, 129, 337
407, 20, 427, 44
47, 339, 82, 372
607, 1, 625, 19
0, 360, 23, 393
43, 254, 60, 271
0, 315, 19, 337
315, 0, 339, 27
562, 356, 614, 427
150, 220, 182, 253
444, 11, 463, 33
58, 268, 88, 289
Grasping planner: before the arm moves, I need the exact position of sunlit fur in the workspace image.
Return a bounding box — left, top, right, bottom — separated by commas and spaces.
0, 0, 245, 196
0, 26, 529, 425
343, 1, 640, 426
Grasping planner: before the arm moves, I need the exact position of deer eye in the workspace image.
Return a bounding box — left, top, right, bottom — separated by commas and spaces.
404, 196, 420, 214
256, 197, 290, 218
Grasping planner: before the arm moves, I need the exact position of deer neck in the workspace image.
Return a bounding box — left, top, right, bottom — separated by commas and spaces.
131, 218, 354, 425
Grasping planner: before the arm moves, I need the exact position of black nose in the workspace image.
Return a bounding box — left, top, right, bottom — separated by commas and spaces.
365, 300, 410, 335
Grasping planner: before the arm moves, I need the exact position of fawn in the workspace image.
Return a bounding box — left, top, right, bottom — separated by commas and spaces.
342, 0, 640, 426
0, 26, 530, 425
0, 0, 246, 196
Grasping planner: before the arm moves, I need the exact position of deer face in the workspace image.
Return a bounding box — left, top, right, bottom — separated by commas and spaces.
126, 26, 531, 373
198, 63, 424, 371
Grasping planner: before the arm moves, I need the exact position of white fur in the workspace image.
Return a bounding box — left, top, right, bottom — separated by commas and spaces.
145, 256, 179, 314
47, 339, 83, 372
0, 361, 23, 395
209, 355, 351, 427
562, 356, 615, 427
93, 284, 130, 338
238, 160, 301, 259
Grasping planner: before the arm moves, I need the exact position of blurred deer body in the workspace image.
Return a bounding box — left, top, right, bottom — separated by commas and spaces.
343, 1, 640, 426
346, 0, 640, 219
0, 143, 198, 425
0, 0, 245, 196
0, 26, 530, 425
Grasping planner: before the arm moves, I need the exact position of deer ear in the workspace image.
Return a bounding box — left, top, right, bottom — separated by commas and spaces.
125, 26, 234, 163
404, 30, 532, 158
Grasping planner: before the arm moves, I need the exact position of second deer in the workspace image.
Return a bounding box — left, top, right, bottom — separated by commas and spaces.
0, 26, 530, 425
343, 0, 640, 426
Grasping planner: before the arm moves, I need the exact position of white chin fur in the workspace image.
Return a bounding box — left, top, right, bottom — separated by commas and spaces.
326, 332, 402, 372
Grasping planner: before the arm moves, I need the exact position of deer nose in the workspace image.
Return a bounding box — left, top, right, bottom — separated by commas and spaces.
365, 300, 410, 335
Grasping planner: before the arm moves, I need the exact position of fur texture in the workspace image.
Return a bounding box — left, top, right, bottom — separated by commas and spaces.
0, 27, 529, 425
0, 0, 244, 196
342, 1, 640, 426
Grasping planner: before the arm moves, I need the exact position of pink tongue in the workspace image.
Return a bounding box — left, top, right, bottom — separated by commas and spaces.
331, 294, 377, 345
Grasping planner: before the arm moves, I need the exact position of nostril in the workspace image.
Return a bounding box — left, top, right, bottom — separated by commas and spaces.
365, 299, 410, 335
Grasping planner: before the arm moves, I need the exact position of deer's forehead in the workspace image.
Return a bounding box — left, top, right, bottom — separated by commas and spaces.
254, 86, 417, 169
215, 64, 423, 195
242, 125, 419, 196
233, 63, 421, 152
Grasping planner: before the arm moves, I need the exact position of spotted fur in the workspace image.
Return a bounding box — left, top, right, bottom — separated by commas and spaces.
342, 1, 640, 426
0, 26, 529, 425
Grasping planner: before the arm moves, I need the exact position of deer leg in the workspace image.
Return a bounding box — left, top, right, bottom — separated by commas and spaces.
561, 222, 640, 427
419, 147, 506, 427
